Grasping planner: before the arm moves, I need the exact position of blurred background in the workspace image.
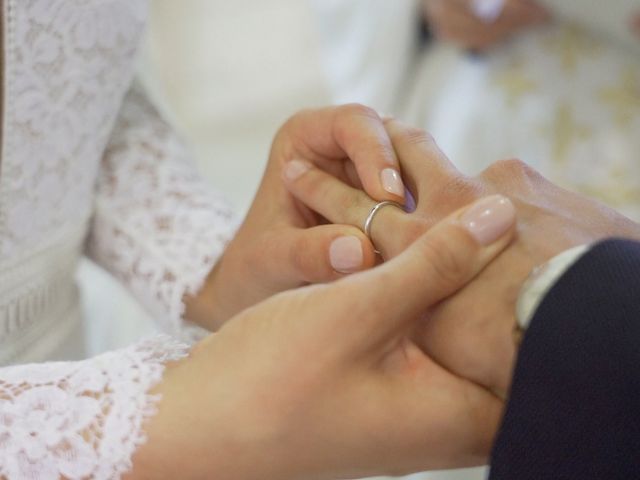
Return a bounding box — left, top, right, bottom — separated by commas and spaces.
78, 1, 639, 478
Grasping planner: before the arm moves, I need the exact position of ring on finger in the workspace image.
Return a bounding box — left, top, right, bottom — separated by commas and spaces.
363, 201, 404, 252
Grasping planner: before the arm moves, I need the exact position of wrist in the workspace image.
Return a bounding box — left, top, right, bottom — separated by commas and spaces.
126, 339, 297, 480
515, 244, 592, 332
183, 260, 231, 331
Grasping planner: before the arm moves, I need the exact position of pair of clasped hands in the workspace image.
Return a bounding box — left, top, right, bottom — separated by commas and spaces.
131, 106, 640, 480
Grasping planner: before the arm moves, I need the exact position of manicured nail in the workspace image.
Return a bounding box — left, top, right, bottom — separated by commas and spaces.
284, 160, 311, 181
329, 236, 363, 273
381, 168, 405, 197
460, 195, 516, 245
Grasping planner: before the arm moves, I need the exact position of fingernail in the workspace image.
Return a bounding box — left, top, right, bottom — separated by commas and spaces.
460, 195, 516, 245
284, 160, 311, 181
329, 236, 363, 273
381, 168, 405, 197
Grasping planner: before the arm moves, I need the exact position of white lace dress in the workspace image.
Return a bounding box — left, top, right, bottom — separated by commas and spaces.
0, 1, 237, 478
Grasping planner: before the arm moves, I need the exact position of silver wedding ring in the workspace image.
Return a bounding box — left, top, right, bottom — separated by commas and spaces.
363, 201, 404, 247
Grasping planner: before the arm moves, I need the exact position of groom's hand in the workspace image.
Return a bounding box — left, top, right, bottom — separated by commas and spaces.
284, 118, 640, 397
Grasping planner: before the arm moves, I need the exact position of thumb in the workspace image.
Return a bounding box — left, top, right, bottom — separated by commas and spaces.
274, 224, 378, 284
336, 195, 517, 340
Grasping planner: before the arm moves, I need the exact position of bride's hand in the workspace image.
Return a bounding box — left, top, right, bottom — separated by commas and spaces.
129, 196, 515, 480
423, 0, 550, 51
284, 119, 640, 398
186, 105, 406, 330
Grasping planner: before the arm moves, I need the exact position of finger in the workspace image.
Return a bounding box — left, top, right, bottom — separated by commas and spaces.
271, 224, 378, 284
283, 105, 406, 203
340, 195, 517, 340
384, 120, 458, 199
394, 359, 504, 469
283, 159, 411, 259
283, 159, 377, 229
344, 161, 363, 190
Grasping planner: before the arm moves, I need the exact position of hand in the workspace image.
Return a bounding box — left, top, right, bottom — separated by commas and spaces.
284, 119, 640, 398
129, 196, 516, 480
186, 105, 407, 330
423, 0, 550, 50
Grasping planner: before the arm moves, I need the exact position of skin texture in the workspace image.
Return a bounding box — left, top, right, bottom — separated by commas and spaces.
284, 119, 640, 398
184, 105, 405, 331
127, 196, 516, 480
423, 0, 550, 50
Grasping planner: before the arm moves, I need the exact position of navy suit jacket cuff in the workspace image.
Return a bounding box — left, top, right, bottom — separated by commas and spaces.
489, 238, 640, 479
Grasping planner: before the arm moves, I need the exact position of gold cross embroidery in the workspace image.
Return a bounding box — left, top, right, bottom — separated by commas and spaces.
598, 67, 640, 129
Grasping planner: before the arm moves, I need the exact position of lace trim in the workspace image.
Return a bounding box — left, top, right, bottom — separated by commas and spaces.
87, 85, 238, 341
0, 334, 190, 480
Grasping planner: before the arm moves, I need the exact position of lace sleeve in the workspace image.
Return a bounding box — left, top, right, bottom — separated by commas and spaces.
86, 83, 239, 340
0, 335, 189, 480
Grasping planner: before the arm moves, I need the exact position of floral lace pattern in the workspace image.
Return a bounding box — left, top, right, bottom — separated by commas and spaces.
87, 85, 238, 338
0, 335, 190, 480
0, 0, 238, 477
0, 0, 146, 256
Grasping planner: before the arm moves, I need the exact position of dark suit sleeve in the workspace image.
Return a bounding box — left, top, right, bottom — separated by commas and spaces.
489, 238, 640, 480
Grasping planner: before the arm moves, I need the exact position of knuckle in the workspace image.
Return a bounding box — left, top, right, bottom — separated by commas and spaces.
275, 109, 316, 152
366, 142, 397, 166
394, 125, 434, 147
339, 103, 379, 121
334, 104, 396, 164
282, 108, 312, 131
481, 158, 537, 181
480, 158, 545, 194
